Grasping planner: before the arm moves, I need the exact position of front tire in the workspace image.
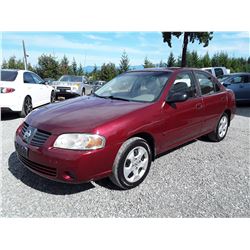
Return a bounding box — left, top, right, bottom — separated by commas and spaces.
20, 96, 32, 118
50, 91, 55, 103
208, 113, 229, 142
110, 137, 152, 189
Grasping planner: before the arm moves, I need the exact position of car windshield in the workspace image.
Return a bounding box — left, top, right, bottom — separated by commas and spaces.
95, 71, 170, 102
218, 75, 231, 82
59, 75, 82, 82
0, 70, 18, 81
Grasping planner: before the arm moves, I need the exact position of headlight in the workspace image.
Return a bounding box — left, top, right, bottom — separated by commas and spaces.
72, 84, 80, 90
53, 133, 106, 150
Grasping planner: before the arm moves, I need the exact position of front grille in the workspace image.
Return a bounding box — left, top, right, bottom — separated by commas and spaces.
30, 129, 50, 147
21, 122, 51, 147
21, 122, 29, 136
19, 154, 57, 177
57, 87, 71, 90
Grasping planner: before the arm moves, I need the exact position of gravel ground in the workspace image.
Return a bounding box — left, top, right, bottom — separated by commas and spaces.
1, 106, 249, 217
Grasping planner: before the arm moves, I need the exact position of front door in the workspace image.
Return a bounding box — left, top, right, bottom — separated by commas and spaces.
162, 71, 204, 150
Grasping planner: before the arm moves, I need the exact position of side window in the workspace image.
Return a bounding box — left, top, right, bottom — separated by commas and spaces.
23, 72, 35, 84
31, 73, 43, 84
195, 72, 215, 95
214, 68, 224, 77
170, 72, 197, 98
232, 76, 244, 84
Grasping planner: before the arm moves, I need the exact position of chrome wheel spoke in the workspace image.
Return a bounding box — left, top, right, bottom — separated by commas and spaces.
123, 146, 149, 183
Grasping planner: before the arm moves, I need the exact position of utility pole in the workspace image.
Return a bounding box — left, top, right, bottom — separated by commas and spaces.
22, 40, 28, 70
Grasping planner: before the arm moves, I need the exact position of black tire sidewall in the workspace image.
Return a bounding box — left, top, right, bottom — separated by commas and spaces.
116, 139, 152, 189
216, 113, 229, 141
21, 96, 32, 117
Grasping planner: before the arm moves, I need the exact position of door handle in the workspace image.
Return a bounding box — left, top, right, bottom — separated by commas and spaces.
196, 103, 203, 110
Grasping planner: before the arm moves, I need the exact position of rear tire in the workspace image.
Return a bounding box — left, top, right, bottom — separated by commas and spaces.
20, 96, 33, 118
110, 137, 152, 189
208, 113, 229, 142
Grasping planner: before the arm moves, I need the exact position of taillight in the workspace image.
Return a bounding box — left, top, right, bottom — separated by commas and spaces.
0, 87, 15, 93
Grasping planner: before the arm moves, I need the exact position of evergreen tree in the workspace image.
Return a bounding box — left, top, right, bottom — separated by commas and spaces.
71, 57, 77, 75
119, 51, 130, 73
59, 55, 71, 75
143, 57, 155, 68
167, 52, 175, 67
100, 63, 117, 81
77, 63, 84, 75
36, 54, 59, 79
159, 60, 166, 67
190, 51, 200, 67
202, 52, 211, 67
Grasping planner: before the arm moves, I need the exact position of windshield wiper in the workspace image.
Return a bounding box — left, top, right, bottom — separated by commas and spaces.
93, 93, 130, 101
106, 96, 130, 101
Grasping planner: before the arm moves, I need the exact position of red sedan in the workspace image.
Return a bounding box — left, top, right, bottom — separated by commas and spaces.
15, 68, 236, 189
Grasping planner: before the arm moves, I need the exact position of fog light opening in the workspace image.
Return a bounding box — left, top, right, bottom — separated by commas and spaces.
62, 171, 75, 181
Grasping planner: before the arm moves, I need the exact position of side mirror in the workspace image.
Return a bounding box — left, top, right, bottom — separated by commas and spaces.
166, 91, 188, 103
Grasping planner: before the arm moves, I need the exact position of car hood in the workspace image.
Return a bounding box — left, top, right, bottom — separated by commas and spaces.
26, 96, 150, 134
52, 81, 81, 86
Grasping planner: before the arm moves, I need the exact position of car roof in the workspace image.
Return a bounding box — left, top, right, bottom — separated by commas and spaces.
127, 67, 205, 73
227, 72, 250, 76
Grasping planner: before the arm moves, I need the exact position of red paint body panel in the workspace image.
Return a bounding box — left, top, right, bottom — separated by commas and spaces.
15, 68, 236, 183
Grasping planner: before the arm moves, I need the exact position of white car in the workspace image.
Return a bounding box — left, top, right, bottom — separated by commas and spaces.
202, 67, 230, 78
0, 69, 55, 117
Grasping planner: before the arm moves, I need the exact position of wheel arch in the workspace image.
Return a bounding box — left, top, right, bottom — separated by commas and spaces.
128, 132, 156, 161
224, 109, 231, 126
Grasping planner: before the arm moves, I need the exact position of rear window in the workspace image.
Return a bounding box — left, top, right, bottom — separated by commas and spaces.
0, 70, 18, 81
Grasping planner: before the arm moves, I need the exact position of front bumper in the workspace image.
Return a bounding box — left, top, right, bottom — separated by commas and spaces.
15, 130, 121, 184
54, 86, 81, 96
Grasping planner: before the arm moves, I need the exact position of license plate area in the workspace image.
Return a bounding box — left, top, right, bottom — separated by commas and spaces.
15, 142, 29, 158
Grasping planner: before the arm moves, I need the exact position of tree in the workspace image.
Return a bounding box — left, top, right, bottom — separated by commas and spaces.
99, 63, 117, 81
59, 55, 71, 75
71, 57, 77, 75
77, 63, 84, 75
202, 52, 211, 67
159, 60, 166, 67
162, 32, 213, 67
167, 52, 176, 67
190, 51, 201, 67
143, 57, 154, 68
36, 54, 59, 79
1, 59, 8, 69
119, 51, 130, 73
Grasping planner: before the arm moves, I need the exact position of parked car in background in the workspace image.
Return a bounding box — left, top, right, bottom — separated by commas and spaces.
44, 78, 55, 85
92, 80, 106, 92
0, 69, 55, 117
202, 67, 230, 78
15, 68, 235, 189
218, 73, 250, 103
52, 75, 92, 98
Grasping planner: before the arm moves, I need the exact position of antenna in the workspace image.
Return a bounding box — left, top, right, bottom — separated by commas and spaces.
22, 40, 28, 70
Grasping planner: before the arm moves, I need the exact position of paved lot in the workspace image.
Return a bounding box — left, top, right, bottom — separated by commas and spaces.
1, 106, 249, 217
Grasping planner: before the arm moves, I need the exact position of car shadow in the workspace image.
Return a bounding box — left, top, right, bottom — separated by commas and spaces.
8, 152, 95, 195
235, 105, 250, 118
1, 111, 21, 121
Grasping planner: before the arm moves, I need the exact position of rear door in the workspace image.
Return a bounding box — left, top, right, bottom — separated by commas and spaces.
194, 71, 227, 134
162, 71, 204, 149
23, 72, 41, 107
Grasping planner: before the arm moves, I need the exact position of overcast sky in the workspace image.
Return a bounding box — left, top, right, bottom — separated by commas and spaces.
1, 31, 249, 66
